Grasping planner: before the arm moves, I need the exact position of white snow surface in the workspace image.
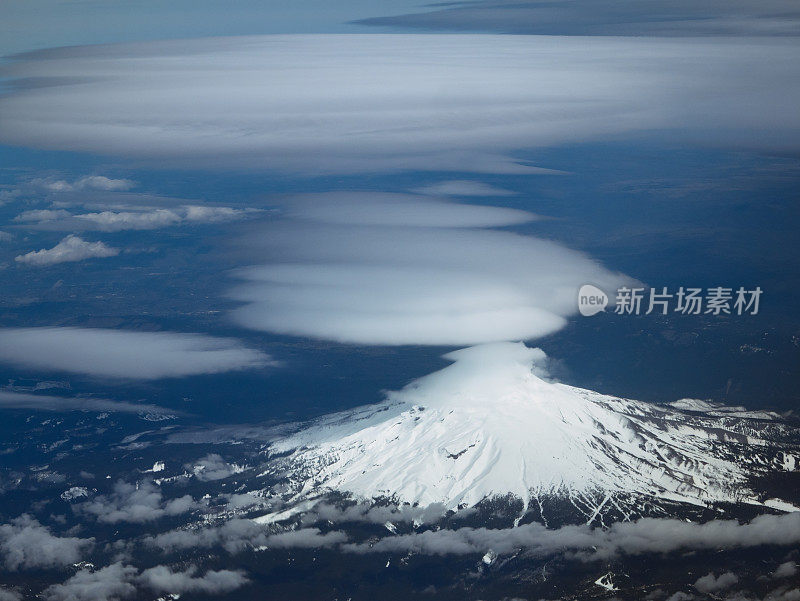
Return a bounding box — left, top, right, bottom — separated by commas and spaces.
270, 343, 790, 514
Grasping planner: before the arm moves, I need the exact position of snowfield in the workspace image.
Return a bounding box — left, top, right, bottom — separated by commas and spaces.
269, 343, 797, 522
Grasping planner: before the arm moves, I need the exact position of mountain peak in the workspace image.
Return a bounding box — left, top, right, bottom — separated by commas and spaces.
270, 344, 797, 522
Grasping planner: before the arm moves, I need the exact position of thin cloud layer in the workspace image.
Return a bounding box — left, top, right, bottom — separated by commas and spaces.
0, 327, 271, 379
230, 193, 630, 345
280, 192, 536, 228
15, 235, 118, 266
412, 180, 516, 197
357, 0, 800, 36
31, 175, 134, 193
0, 35, 798, 173
15, 205, 258, 232
0, 515, 93, 571
341, 512, 800, 558
0, 390, 174, 414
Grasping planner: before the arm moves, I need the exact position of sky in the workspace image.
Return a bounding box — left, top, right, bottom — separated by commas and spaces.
0, 4, 799, 601
0, 0, 798, 413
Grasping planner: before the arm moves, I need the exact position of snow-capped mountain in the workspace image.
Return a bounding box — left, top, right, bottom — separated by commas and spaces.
268, 343, 798, 523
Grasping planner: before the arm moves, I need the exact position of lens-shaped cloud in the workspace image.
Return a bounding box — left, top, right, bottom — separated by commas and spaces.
0, 35, 798, 173
278, 192, 537, 228
229, 193, 631, 345
0, 327, 272, 379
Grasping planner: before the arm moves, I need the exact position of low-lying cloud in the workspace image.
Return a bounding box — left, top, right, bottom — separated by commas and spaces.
0, 515, 93, 571
14, 205, 258, 232
0, 390, 174, 415
32, 175, 135, 193
15, 234, 118, 266
0, 327, 271, 379
76, 481, 201, 524
340, 512, 800, 559
41, 562, 249, 601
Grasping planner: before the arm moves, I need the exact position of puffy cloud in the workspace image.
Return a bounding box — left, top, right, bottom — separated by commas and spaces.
75, 208, 181, 230
259, 528, 349, 549
15, 235, 118, 266
0, 514, 93, 571
773, 562, 798, 579
145, 520, 346, 554
229, 193, 630, 345
138, 565, 248, 595
728, 587, 800, 601
31, 176, 134, 193
13, 209, 71, 222
145, 519, 267, 554
188, 453, 244, 482
0, 327, 271, 379
341, 512, 800, 559
42, 563, 137, 601
41, 562, 248, 601
0, 36, 798, 173
183, 205, 257, 223
0, 589, 22, 601
694, 571, 739, 593
0, 231, 13, 242
14, 205, 258, 232
412, 180, 516, 197
76, 480, 200, 524
0, 390, 174, 415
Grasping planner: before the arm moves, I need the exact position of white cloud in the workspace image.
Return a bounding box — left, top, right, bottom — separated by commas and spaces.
41, 562, 248, 601
0, 327, 271, 379
14, 209, 71, 222
0, 515, 93, 571
0, 231, 12, 242
694, 571, 739, 593
138, 565, 248, 595
229, 193, 630, 345
42, 563, 137, 601
413, 180, 517, 197
145, 520, 346, 554
0, 390, 174, 415
0, 589, 22, 601
774, 562, 798, 579
341, 511, 800, 559
32, 175, 135, 193
0, 36, 797, 173
15, 234, 118, 266
187, 453, 243, 482
77, 481, 200, 524
14, 205, 258, 232
75, 208, 182, 230
280, 192, 535, 228
183, 205, 256, 223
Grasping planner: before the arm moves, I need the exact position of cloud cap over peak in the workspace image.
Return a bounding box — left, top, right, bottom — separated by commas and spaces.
230, 193, 631, 345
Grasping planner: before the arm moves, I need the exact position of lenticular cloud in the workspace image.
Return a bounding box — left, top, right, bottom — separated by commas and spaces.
0, 35, 798, 173
229, 193, 631, 345
0, 328, 271, 379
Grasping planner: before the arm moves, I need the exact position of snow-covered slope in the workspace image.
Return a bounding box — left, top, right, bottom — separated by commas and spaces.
269, 343, 797, 520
